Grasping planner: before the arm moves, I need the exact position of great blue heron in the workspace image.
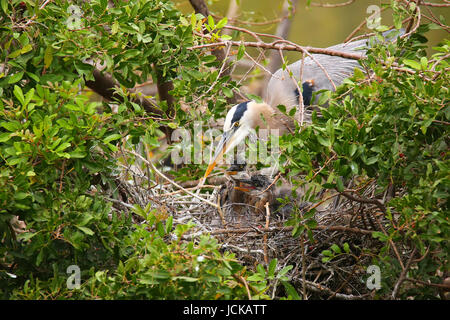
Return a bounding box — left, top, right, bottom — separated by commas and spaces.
203, 30, 404, 180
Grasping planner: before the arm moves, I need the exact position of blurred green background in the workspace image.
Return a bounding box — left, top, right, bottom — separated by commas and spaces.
174, 0, 448, 59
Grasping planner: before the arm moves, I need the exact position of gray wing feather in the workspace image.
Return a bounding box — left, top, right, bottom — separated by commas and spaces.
266, 40, 366, 109
266, 30, 404, 110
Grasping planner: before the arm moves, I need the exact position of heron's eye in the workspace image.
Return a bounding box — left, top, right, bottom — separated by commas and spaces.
233, 121, 239, 127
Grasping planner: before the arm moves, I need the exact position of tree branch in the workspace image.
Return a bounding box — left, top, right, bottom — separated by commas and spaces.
190, 35, 364, 60
85, 69, 165, 117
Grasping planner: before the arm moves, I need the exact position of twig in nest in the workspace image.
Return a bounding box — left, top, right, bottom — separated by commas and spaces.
297, 278, 371, 300
392, 247, 417, 299
159, 185, 217, 197
201, 224, 373, 236
339, 191, 387, 214
239, 276, 252, 300
404, 278, 450, 290
263, 202, 270, 265
375, 216, 405, 271
127, 150, 219, 209
256, 171, 282, 195
300, 233, 307, 299
217, 194, 228, 229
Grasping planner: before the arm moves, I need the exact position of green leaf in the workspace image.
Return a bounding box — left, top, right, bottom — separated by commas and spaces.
1, 0, 8, 14
172, 276, 199, 282
26, 72, 40, 83
247, 273, 265, 282
268, 259, 277, 277
353, 67, 365, 80
24, 88, 34, 107
276, 104, 286, 114
103, 133, 122, 144
403, 59, 421, 70
201, 55, 216, 63
156, 222, 165, 237
349, 161, 358, 174
207, 15, 215, 29
317, 91, 330, 105
420, 119, 432, 134
237, 43, 245, 61
36, 250, 44, 266
69, 149, 87, 159
166, 216, 173, 233
420, 57, 428, 70
216, 17, 227, 29
331, 244, 341, 254
349, 144, 357, 157
0, 132, 11, 142
247, 94, 262, 103
282, 281, 301, 300
278, 265, 293, 277
144, 270, 170, 280
343, 242, 350, 253
13, 85, 24, 105
17, 232, 37, 242
8, 71, 24, 84
317, 135, 331, 147
123, 49, 141, 60
20, 44, 32, 54
44, 46, 53, 68
372, 231, 389, 242
364, 156, 378, 165
222, 87, 233, 98
55, 142, 71, 153
77, 226, 94, 235
2, 121, 21, 132
336, 177, 345, 192
8, 49, 22, 59
14, 192, 29, 200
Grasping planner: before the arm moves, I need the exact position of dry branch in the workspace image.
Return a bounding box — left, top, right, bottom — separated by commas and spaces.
190, 35, 365, 60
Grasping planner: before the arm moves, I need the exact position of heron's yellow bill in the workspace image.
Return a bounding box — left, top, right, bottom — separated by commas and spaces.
203, 159, 219, 179
203, 129, 237, 179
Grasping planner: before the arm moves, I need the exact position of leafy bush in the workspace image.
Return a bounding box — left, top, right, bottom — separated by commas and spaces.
0, 0, 259, 299
1, 0, 448, 300
280, 26, 449, 298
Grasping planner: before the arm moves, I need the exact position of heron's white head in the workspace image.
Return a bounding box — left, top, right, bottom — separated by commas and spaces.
203, 100, 273, 179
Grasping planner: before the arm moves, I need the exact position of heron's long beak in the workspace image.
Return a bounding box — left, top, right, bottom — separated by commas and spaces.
203, 128, 238, 179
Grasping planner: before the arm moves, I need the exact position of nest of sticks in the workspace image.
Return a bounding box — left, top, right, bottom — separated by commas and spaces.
112, 154, 397, 300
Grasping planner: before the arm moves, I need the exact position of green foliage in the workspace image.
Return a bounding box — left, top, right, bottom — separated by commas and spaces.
0, 0, 260, 300
281, 26, 449, 298
8, 206, 270, 299
321, 242, 351, 263
1, 0, 448, 300
0, 79, 134, 298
